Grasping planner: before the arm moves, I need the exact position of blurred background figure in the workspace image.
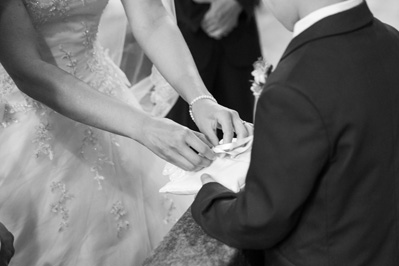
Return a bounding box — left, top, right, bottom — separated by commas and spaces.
167, 0, 262, 131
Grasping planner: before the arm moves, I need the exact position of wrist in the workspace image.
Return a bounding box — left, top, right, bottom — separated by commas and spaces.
189, 95, 217, 122
126, 109, 150, 144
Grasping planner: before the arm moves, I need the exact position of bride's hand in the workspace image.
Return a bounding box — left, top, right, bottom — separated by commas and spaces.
191, 100, 253, 146
140, 117, 216, 171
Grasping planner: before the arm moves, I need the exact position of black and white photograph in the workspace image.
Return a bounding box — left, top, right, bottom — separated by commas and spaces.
0, 0, 398, 265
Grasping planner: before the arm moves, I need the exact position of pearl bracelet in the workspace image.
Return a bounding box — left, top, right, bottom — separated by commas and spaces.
189, 95, 217, 122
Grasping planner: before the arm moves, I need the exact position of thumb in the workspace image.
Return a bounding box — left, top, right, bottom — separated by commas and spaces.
201, 173, 216, 185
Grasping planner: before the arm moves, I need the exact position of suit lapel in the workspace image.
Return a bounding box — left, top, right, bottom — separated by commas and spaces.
280, 1, 374, 61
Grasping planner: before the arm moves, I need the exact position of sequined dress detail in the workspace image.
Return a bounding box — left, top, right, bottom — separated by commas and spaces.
0, 1, 189, 265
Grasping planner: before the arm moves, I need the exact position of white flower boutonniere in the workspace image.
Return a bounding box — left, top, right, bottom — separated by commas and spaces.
250, 57, 273, 119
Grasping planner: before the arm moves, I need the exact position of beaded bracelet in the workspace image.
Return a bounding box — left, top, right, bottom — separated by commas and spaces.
189, 95, 217, 122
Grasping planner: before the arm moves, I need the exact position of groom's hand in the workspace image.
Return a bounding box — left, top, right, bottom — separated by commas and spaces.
0, 222, 14, 266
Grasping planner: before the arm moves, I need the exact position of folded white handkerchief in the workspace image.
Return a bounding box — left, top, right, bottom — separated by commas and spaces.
160, 136, 253, 195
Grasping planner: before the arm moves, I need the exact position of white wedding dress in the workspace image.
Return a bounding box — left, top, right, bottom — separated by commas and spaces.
0, 0, 189, 265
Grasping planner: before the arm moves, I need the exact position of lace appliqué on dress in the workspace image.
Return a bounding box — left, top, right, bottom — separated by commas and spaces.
59, 45, 78, 76
110, 201, 130, 237
1, 65, 54, 159
33, 119, 54, 160
86, 46, 129, 96
0, 69, 16, 100
50, 181, 75, 232
24, 0, 72, 26
24, 0, 72, 25
82, 21, 98, 50
162, 195, 178, 225
80, 127, 115, 190
0, 67, 18, 127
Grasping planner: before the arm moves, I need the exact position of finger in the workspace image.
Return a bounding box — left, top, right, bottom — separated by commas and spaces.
204, 23, 221, 36
176, 138, 213, 171
244, 122, 254, 135
201, 173, 216, 185
202, 13, 216, 29
233, 119, 250, 140
192, 131, 213, 148
207, 28, 225, 39
201, 122, 219, 147
156, 145, 199, 172
188, 132, 216, 161
217, 113, 234, 144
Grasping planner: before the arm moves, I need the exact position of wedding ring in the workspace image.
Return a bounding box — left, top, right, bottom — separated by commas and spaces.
242, 121, 246, 124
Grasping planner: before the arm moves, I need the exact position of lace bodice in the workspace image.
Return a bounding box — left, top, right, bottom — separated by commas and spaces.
1, 0, 131, 128
25, 0, 107, 25
23, 0, 111, 77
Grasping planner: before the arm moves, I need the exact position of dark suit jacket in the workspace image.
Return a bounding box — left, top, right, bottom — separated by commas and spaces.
174, 0, 260, 69
192, 2, 399, 265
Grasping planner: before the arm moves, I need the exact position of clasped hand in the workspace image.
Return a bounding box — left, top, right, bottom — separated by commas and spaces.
199, 0, 243, 40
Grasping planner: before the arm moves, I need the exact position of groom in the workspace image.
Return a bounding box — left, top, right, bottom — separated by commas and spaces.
191, 0, 399, 265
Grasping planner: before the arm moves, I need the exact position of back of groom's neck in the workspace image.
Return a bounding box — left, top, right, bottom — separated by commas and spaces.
297, 0, 353, 19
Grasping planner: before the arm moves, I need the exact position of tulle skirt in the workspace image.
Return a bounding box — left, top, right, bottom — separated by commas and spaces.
0, 49, 191, 266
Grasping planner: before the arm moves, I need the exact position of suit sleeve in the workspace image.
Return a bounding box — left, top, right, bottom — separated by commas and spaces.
191, 84, 330, 249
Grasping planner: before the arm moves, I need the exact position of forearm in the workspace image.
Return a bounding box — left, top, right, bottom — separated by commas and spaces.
122, 0, 211, 103
192, 183, 287, 249
8, 59, 148, 142
0, 0, 151, 143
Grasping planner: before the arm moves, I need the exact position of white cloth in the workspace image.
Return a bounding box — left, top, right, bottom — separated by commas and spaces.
293, 0, 363, 37
160, 136, 253, 195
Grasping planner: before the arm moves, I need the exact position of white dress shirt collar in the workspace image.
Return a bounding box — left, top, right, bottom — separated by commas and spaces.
293, 0, 363, 37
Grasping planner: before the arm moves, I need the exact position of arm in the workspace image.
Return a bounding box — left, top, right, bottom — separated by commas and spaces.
0, 0, 213, 171
121, 0, 251, 144
192, 84, 330, 249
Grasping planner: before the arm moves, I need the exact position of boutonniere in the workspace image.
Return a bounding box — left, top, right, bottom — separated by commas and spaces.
250, 57, 273, 119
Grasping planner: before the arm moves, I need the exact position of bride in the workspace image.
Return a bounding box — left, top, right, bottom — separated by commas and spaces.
0, 0, 251, 265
